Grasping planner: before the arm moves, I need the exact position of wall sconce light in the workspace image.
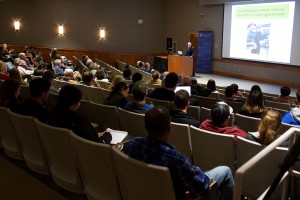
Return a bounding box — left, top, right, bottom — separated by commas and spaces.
99, 29, 106, 39
58, 25, 64, 35
14, 20, 20, 31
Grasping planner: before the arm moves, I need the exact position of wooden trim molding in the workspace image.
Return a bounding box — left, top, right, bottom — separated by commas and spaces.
213, 70, 300, 89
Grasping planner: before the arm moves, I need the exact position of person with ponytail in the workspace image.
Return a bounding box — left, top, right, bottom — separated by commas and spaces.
246, 110, 283, 146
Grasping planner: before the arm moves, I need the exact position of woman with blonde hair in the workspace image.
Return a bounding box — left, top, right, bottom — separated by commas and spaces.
108, 75, 124, 90
246, 110, 282, 146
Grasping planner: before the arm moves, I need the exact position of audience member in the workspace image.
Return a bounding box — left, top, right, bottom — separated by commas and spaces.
200, 102, 247, 138
53, 59, 66, 76
42, 70, 59, 93
124, 80, 153, 114
0, 79, 21, 112
246, 110, 284, 146
129, 72, 142, 93
16, 59, 34, 76
150, 72, 178, 101
82, 70, 100, 87
18, 78, 51, 123
148, 70, 161, 85
206, 79, 218, 93
0, 61, 9, 80
272, 86, 294, 104
239, 90, 265, 118
9, 68, 28, 86
124, 106, 234, 200
224, 85, 243, 103
50, 48, 60, 61
282, 90, 300, 126
250, 84, 262, 92
136, 61, 144, 69
143, 62, 153, 73
49, 85, 112, 143
231, 83, 244, 98
191, 78, 211, 97
123, 65, 132, 80
95, 69, 110, 82
160, 71, 169, 86
108, 75, 125, 90
171, 90, 200, 127
104, 81, 128, 108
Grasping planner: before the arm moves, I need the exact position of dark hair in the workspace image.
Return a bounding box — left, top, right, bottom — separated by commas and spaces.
164, 72, 179, 88
42, 71, 55, 83
82, 71, 94, 85
123, 68, 132, 80
297, 90, 300, 103
250, 85, 262, 92
191, 78, 197, 85
145, 106, 170, 136
110, 82, 128, 96
29, 78, 51, 97
247, 90, 264, 109
0, 79, 20, 105
280, 86, 291, 97
58, 85, 82, 107
207, 79, 216, 91
231, 83, 238, 93
132, 72, 142, 83
225, 86, 234, 98
95, 69, 106, 80
211, 103, 230, 125
174, 90, 190, 110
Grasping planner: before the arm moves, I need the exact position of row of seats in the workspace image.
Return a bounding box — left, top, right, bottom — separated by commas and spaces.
116, 60, 152, 83
0, 107, 180, 200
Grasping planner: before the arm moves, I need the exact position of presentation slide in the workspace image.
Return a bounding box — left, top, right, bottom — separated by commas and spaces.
222, 1, 300, 66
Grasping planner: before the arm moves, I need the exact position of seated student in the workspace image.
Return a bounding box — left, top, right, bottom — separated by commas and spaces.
200, 102, 247, 138
239, 90, 265, 118
128, 72, 142, 93
150, 72, 178, 101
148, 70, 161, 85
122, 65, 132, 80
272, 86, 294, 104
171, 90, 200, 127
231, 83, 244, 98
108, 75, 125, 91
124, 106, 234, 200
0, 60, 9, 80
191, 78, 211, 97
82, 70, 100, 87
9, 68, 28, 86
247, 110, 287, 146
49, 85, 111, 143
224, 85, 243, 103
53, 59, 66, 76
206, 79, 219, 93
282, 90, 300, 126
124, 80, 153, 114
0, 79, 21, 112
104, 82, 129, 108
250, 84, 262, 92
18, 78, 51, 123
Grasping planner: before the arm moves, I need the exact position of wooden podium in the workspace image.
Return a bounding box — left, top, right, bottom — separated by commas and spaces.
168, 55, 193, 76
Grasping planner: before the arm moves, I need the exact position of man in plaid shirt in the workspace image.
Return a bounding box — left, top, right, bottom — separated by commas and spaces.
125, 106, 234, 200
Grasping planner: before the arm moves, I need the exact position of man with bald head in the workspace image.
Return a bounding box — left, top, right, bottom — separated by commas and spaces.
183, 42, 195, 58
124, 106, 234, 200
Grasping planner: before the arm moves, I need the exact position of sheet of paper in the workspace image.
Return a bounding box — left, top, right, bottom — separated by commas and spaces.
107, 128, 128, 144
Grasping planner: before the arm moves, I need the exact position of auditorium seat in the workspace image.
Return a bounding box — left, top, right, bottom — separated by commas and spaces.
111, 146, 176, 200
8, 109, 50, 175
34, 119, 84, 194
68, 131, 122, 200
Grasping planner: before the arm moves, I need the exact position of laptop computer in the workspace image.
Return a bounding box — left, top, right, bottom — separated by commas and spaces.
177, 51, 183, 56
174, 86, 191, 96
